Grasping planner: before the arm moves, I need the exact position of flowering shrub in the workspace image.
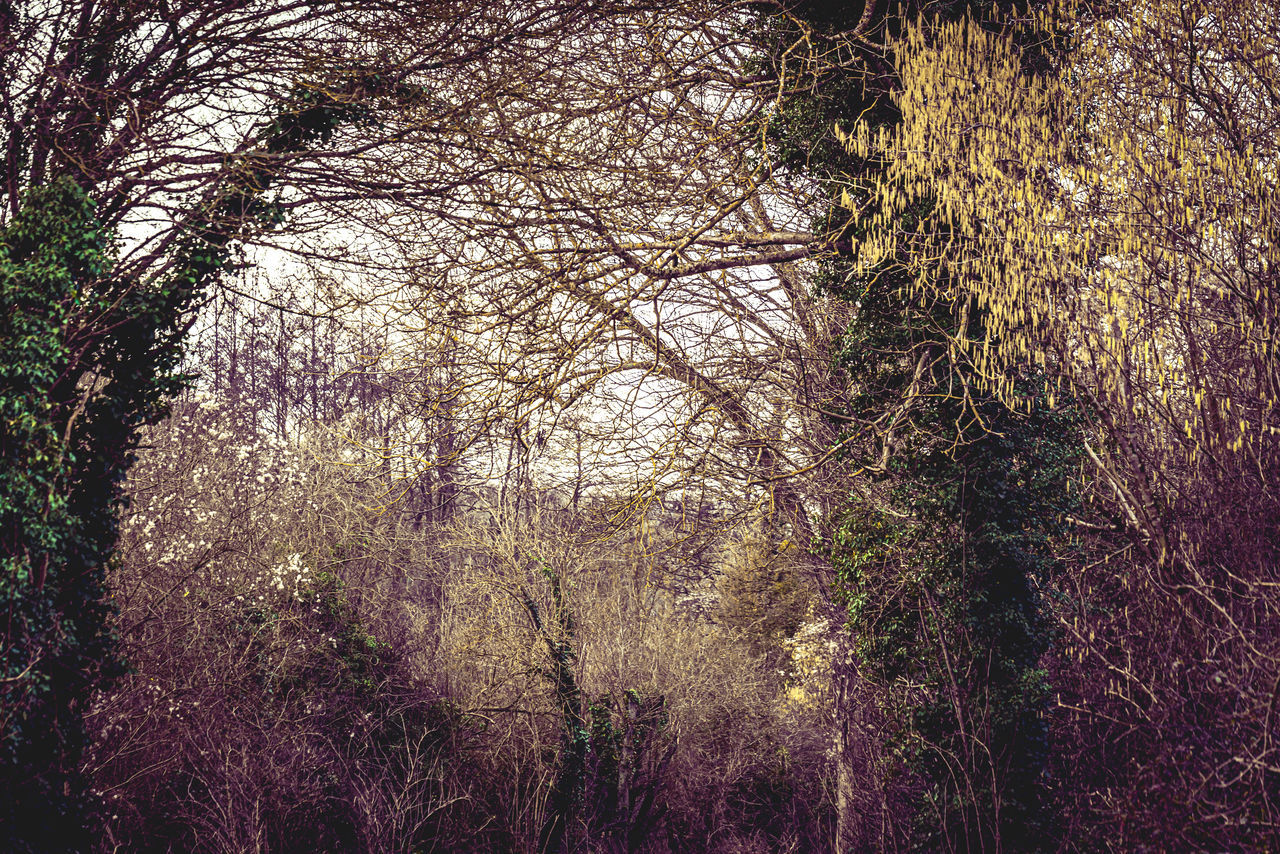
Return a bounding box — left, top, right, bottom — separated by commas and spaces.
86, 401, 460, 852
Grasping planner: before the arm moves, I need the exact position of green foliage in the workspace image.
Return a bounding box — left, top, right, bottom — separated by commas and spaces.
830, 279, 1085, 849
860, 388, 1080, 850
266, 570, 395, 705
750, 0, 1022, 182
522, 561, 675, 853
579, 690, 672, 849
0, 175, 222, 844
0, 180, 132, 850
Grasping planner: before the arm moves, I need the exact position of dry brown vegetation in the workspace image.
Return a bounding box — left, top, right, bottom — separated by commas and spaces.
86, 400, 834, 852
3, 0, 1277, 851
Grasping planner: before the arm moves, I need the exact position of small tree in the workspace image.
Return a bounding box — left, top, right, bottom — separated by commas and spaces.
717, 521, 812, 661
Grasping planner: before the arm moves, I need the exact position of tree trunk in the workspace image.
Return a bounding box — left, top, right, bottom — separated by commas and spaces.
832, 632, 890, 853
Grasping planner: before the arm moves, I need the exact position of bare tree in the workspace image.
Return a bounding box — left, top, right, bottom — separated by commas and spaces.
304, 2, 856, 575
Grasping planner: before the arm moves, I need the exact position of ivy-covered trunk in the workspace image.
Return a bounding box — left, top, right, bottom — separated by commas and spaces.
521, 562, 674, 853
1, 83, 371, 851
750, 2, 1079, 848
0, 180, 124, 851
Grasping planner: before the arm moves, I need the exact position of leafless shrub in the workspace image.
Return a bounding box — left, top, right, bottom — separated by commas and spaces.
85, 401, 467, 852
